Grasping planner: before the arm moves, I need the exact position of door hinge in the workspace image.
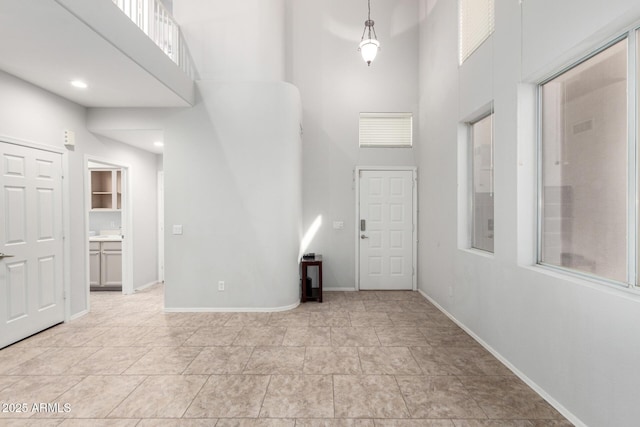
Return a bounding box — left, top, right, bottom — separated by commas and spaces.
412, 267, 415, 276
63, 291, 67, 300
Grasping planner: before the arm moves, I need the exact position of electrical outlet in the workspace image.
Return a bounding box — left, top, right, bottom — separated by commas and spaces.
218, 281, 225, 291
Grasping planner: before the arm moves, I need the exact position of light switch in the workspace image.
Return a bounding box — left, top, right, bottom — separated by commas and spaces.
172, 225, 183, 235
333, 221, 344, 230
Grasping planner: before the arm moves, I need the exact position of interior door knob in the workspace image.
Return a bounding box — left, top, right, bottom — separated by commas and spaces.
0, 253, 15, 260
360, 234, 369, 239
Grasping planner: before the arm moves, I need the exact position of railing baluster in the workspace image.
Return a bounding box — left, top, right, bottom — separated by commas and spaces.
111, 0, 196, 79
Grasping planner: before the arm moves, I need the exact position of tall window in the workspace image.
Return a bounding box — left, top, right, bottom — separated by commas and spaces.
471, 113, 494, 253
459, 0, 495, 64
539, 38, 628, 284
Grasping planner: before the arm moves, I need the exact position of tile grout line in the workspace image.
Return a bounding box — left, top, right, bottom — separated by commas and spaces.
392, 373, 413, 419
179, 346, 205, 376
179, 373, 210, 419
241, 345, 258, 374
104, 374, 150, 419
331, 373, 336, 419
257, 374, 273, 419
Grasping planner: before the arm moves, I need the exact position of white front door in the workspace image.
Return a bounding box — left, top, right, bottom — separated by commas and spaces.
0, 142, 64, 349
359, 169, 415, 290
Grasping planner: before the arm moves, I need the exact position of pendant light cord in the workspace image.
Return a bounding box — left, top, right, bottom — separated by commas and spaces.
360, 0, 377, 41
367, 0, 372, 39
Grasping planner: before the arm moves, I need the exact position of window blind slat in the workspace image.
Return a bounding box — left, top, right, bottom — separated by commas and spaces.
359, 113, 413, 147
459, 0, 495, 64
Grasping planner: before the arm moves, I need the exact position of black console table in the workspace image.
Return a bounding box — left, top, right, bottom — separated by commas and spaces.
300, 255, 323, 303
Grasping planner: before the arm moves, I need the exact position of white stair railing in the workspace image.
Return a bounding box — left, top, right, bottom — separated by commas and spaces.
112, 0, 197, 80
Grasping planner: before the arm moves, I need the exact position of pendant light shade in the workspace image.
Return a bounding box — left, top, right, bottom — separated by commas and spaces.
358, 0, 379, 66
359, 38, 380, 65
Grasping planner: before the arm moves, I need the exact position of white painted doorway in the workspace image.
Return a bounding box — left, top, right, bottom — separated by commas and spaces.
356, 167, 417, 290
0, 141, 65, 349
85, 157, 133, 303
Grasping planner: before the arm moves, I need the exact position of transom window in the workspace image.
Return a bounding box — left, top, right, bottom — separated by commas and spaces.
459, 0, 495, 64
359, 113, 413, 148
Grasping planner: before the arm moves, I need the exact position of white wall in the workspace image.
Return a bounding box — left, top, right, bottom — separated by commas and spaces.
161, 0, 301, 310
286, 0, 419, 289
0, 70, 160, 316
163, 82, 302, 310
418, 0, 640, 425
89, 211, 121, 234
175, 0, 286, 82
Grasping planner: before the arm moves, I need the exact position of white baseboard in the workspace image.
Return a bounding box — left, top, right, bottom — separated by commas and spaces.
68, 309, 88, 322
135, 281, 161, 292
417, 289, 585, 427
324, 287, 357, 292
164, 301, 300, 313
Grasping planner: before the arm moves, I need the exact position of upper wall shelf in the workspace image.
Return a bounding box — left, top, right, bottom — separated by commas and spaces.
90, 169, 122, 211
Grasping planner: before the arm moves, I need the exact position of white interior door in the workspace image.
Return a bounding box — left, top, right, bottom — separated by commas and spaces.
359, 169, 414, 290
0, 142, 64, 349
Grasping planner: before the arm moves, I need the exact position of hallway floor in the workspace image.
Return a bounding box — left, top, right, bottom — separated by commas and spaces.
0, 284, 572, 426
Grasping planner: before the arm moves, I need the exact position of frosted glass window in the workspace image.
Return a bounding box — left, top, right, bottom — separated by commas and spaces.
540, 39, 628, 283
359, 113, 413, 147
459, 0, 495, 64
471, 113, 494, 253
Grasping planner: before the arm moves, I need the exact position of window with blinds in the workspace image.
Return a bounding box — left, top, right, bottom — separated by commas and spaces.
359, 113, 413, 148
459, 0, 495, 65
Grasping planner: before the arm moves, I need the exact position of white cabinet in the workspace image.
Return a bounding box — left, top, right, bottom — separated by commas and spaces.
101, 242, 122, 287
89, 242, 101, 287
90, 169, 121, 211
90, 241, 122, 290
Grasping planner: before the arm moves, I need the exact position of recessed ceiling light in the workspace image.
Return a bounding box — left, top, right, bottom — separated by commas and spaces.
70, 80, 88, 89
153, 141, 164, 147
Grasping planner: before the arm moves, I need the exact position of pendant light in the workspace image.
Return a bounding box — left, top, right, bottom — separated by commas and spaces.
358, 0, 380, 66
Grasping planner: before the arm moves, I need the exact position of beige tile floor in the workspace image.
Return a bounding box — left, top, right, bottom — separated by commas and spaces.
0, 284, 573, 426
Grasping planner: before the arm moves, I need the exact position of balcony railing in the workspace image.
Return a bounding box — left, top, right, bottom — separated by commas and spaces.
112, 0, 197, 80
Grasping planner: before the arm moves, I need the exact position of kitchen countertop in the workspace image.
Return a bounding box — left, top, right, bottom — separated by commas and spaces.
89, 235, 123, 242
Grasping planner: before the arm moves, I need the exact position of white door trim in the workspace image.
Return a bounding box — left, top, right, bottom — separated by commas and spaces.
84, 155, 134, 308
157, 170, 164, 283
0, 135, 71, 324
355, 166, 418, 291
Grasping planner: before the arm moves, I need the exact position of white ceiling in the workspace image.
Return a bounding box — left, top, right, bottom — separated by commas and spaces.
0, 0, 191, 108
93, 129, 165, 154
0, 0, 197, 154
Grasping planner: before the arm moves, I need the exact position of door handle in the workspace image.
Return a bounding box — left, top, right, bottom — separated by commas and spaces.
0, 253, 15, 260
360, 234, 369, 239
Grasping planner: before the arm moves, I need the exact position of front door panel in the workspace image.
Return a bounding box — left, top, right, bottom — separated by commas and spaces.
359, 170, 414, 290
